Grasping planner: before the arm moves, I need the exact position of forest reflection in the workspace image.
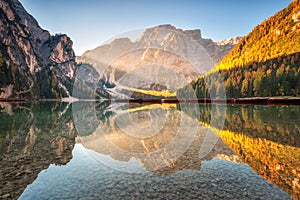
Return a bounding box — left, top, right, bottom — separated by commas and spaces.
1, 102, 299, 199
75, 101, 300, 198
179, 103, 300, 199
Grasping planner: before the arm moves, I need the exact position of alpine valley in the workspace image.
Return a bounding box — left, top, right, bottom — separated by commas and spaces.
0, 0, 300, 100
1, 0, 300, 199
78, 24, 241, 99
0, 0, 241, 100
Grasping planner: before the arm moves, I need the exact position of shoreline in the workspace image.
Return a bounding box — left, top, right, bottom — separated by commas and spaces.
1, 97, 300, 105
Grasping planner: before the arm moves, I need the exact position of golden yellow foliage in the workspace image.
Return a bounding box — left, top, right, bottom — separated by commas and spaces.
215, 0, 300, 71
201, 121, 300, 199
120, 86, 176, 97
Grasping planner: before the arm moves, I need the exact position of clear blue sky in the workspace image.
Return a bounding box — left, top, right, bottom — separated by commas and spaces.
19, 0, 292, 55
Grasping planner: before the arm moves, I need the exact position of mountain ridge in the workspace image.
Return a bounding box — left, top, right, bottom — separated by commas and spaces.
178, 0, 300, 98
216, 0, 300, 71
81, 24, 241, 68
0, 0, 77, 99
79, 24, 241, 99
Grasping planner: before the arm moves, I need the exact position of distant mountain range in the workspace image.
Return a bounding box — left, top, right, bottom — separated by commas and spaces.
79, 24, 240, 99
0, 0, 298, 100
0, 0, 239, 100
80, 25, 240, 72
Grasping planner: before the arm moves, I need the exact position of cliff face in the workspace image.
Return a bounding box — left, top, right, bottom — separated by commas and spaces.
79, 24, 240, 99
0, 0, 76, 99
133, 24, 240, 65
81, 24, 239, 75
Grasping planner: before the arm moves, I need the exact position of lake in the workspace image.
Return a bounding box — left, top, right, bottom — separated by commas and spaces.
1, 101, 299, 199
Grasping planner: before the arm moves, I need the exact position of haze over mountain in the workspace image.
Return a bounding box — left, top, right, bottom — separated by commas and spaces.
0, 0, 241, 101
1, 0, 298, 100
81, 24, 241, 73
79, 24, 240, 99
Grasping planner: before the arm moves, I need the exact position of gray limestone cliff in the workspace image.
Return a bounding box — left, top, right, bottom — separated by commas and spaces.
0, 0, 76, 99
79, 24, 241, 99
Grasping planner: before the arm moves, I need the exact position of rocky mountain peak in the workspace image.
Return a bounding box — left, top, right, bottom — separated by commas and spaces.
1, 0, 50, 51
184, 29, 202, 41
136, 24, 202, 44
0, 0, 77, 99
110, 37, 132, 46
80, 24, 240, 98
215, 36, 242, 46
155, 24, 202, 38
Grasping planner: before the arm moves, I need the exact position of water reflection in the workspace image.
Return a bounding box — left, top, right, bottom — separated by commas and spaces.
20, 144, 290, 200
74, 101, 299, 198
74, 102, 230, 174
181, 104, 300, 199
1, 101, 299, 199
0, 102, 76, 199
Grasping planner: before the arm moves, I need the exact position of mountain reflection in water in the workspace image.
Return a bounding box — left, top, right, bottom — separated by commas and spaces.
1, 101, 299, 199
74, 102, 235, 174
0, 102, 77, 199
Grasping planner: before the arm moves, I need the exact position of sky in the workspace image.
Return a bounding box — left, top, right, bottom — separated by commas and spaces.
19, 0, 293, 56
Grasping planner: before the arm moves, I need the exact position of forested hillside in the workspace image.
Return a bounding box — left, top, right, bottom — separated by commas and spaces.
178, 52, 300, 98
216, 0, 300, 71
178, 0, 300, 98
